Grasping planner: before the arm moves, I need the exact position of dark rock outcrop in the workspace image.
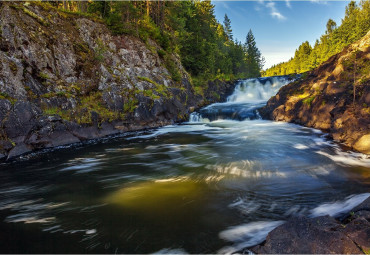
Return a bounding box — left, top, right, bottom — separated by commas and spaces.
261, 30, 370, 154
0, 2, 236, 160
251, 197, 370, 254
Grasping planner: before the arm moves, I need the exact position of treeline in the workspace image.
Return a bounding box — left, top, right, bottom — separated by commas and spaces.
45, 0, 264, 81
264, 0, 370, 77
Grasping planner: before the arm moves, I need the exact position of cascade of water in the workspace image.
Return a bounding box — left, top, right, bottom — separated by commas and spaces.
189, 76, 292, 123
227, 77, 290, 103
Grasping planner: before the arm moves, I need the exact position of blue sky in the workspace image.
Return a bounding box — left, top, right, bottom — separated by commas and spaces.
213, 0, 351, 69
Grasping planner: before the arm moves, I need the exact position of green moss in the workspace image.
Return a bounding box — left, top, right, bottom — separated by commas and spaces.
303, 95, 315, 106
22, 7, 49, 26
41, 92, 55, 98
123, 98, 139, 113
137, 76, 171, 99
39, 71, 50, 80
56, 91, 73, 98
94, 39, 108, 62
0, 92, 17, 104
9, 62, 18, 75
42, 91, 125, 124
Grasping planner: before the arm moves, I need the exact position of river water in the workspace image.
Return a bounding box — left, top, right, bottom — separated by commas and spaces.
0, 77, 370, 253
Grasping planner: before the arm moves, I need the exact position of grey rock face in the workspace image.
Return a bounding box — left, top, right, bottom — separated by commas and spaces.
0, 2, 236, 159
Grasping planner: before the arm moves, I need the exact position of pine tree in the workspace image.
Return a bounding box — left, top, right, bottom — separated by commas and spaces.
244, 29, 264, 77
223, 14, 233, 42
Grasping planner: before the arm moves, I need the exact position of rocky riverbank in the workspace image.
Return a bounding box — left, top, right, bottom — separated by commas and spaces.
250, 195, 370, 254
0, 2, 236, 160
260, 30, 370, 154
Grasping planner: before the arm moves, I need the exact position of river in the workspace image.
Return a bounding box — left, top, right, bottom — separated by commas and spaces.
0, 77, 369, 253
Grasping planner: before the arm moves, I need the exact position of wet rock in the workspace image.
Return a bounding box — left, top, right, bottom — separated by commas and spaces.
7, 143, 31, 159
3, 101, 41, 140
251, 197, 370, 254
251, 216, 362, 254
353, 134, 370, 154
343, 216, 370, 252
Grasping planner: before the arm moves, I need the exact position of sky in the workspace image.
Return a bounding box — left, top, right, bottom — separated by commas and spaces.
213, 0, 351, 69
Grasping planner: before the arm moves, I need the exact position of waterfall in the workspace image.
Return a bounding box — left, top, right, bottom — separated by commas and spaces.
227, 77, 291, 103
189, 76, 292, 123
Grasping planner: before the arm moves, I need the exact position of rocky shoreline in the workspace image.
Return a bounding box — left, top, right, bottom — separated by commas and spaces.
260, 30, 370, 155
0, 2, 236, 161
248, 195, 370, 254
0, 78, 236, 161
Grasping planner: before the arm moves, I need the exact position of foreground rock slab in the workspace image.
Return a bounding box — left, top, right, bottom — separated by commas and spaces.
250, 197, 370, 254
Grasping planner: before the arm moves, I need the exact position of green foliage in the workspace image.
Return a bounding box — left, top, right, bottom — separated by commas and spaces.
94, 39, 107, 62
265, 0, 370, 76
303, 95, 316, 106
137, 76, 171, 99
22, 7, 49, 26
39, 71, 50, 80
245, 30, 264, 78
48, 0, 266, 92
123, 97, 139, 113
0, 92, 17, 104
164, 55, 181, 82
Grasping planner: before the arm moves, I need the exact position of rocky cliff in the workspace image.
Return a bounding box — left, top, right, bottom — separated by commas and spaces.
261, 30, 370, 154
0, 2, 235, 160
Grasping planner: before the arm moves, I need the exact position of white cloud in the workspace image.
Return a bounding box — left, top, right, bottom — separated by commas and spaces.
266, 1, 287, 21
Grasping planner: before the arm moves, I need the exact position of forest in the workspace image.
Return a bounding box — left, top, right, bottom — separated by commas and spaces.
44, 0, 265, 83
264, 0, 370, 76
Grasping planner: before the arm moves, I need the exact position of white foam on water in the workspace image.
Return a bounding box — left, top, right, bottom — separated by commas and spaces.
126, 124, 219, 139
227, 77, 290, 103
316, 150, 370, 167
218, 220, 285, 254
207, 160, 287, 179
310, 193, 370, 218
293, 143, 309, 150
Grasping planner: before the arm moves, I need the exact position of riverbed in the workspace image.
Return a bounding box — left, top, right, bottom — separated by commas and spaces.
1, 77, 369, 253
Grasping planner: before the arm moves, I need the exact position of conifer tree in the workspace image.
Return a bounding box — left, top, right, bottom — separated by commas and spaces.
223, 14, 233, 41
245, 30, 264, 77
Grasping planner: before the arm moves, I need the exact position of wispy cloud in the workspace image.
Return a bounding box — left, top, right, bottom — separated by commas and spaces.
222, 2, 230, 10
310, 0, 328, 4
266, 2, 287, 21
285, 0, 292, 9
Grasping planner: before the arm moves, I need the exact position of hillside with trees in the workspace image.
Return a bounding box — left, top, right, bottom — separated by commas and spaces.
50, 1, 265, 81
264, 0, 370, 76
0, 1, 266, 159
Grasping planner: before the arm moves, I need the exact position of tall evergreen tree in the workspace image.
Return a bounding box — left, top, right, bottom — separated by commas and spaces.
223, 14, 233, 41
244, 29, 264, 77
